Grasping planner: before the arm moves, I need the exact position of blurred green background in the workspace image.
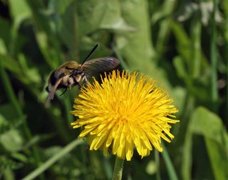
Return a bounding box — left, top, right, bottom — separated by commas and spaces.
0, 0, 227, 179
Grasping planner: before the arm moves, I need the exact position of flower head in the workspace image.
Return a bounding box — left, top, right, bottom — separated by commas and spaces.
71, 70, 179, 161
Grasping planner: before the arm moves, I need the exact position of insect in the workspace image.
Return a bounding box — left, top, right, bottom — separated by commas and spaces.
46, 44, 120, 103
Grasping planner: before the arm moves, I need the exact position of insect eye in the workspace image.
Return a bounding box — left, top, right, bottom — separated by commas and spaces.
49, 72, 57, 85
72, 69, 83, 76
45, 86, 49, 92
50, 71, 65, 85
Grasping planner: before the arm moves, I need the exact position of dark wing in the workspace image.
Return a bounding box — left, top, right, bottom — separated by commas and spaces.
82, 57, 120, 79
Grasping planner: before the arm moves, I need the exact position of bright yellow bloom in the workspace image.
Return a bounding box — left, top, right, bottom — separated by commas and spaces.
71, 70, 179, 161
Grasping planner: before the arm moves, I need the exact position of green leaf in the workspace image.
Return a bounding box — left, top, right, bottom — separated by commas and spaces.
0, 114, 9, 135
8, 0, 31, 26
18, 54, 41, 84
76, 0, 133, 35
0, 129, 24, 152
23, 139, 83, 180
0, 54, 21, 75
162, 145, 178, 180
0, 39, 7, 55
115, 0, 169, 85
182, 107, 227, 180
49, 0, 75, 15
170, 20, 191, 62
190, 107, 227, 180
11, 152, 28, 163
0, 156, 23, 170
0, 17, 11, 48
190, 107, 225, 143
116, 0, 156, 65
205, 139, 228, 180
173, 56, 188, 82
171, 87, 186, 116
171, 20, 209, 80
98, 0, 134, 32
151, 0, 176, 54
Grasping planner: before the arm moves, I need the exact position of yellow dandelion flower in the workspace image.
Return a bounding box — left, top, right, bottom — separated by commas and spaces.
71, 70, 179, 161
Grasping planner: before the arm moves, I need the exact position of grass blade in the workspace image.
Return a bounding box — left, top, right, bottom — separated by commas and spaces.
162, 145, 178, 180
211, 0, 218, 111
23, 139, 83, 180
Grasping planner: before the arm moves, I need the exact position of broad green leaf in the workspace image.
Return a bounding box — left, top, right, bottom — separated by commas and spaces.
0, 39, 7, 55
8, 0, 31, 27
76, 0, 133, 35
190, 107, 225, 143
0, 17, 11, 47
205, 139, 228, 180
98, 0, 134, 32
49, 0, 75, 15
190, 107, 227, 180
115, 0, 171, 90
182, 107, 227, 180
60, 0, 135, 58
116, 0, 156, 64
0, 129, 24, 152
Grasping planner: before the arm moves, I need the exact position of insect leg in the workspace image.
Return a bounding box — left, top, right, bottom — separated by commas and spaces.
84, 76, 89, 84
60, 88, 68, 96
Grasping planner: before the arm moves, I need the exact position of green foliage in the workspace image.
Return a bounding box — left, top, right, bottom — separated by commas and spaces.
0, 0, 227, 179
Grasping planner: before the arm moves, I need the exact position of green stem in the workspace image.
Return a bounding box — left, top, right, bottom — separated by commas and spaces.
155, 151, 161, 180
112, 157, 124, 180
225, 23, 228, 121
191, 15, 201, 79
63, 95, 73, 125
211, 0, 218, 111
162, 145, 178, 180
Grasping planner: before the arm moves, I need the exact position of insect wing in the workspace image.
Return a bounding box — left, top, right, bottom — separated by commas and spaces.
82, 57, 120, 78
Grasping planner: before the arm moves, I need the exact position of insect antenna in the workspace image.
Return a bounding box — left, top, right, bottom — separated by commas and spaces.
70, 44, 98, 77
81, 44, 98, 65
